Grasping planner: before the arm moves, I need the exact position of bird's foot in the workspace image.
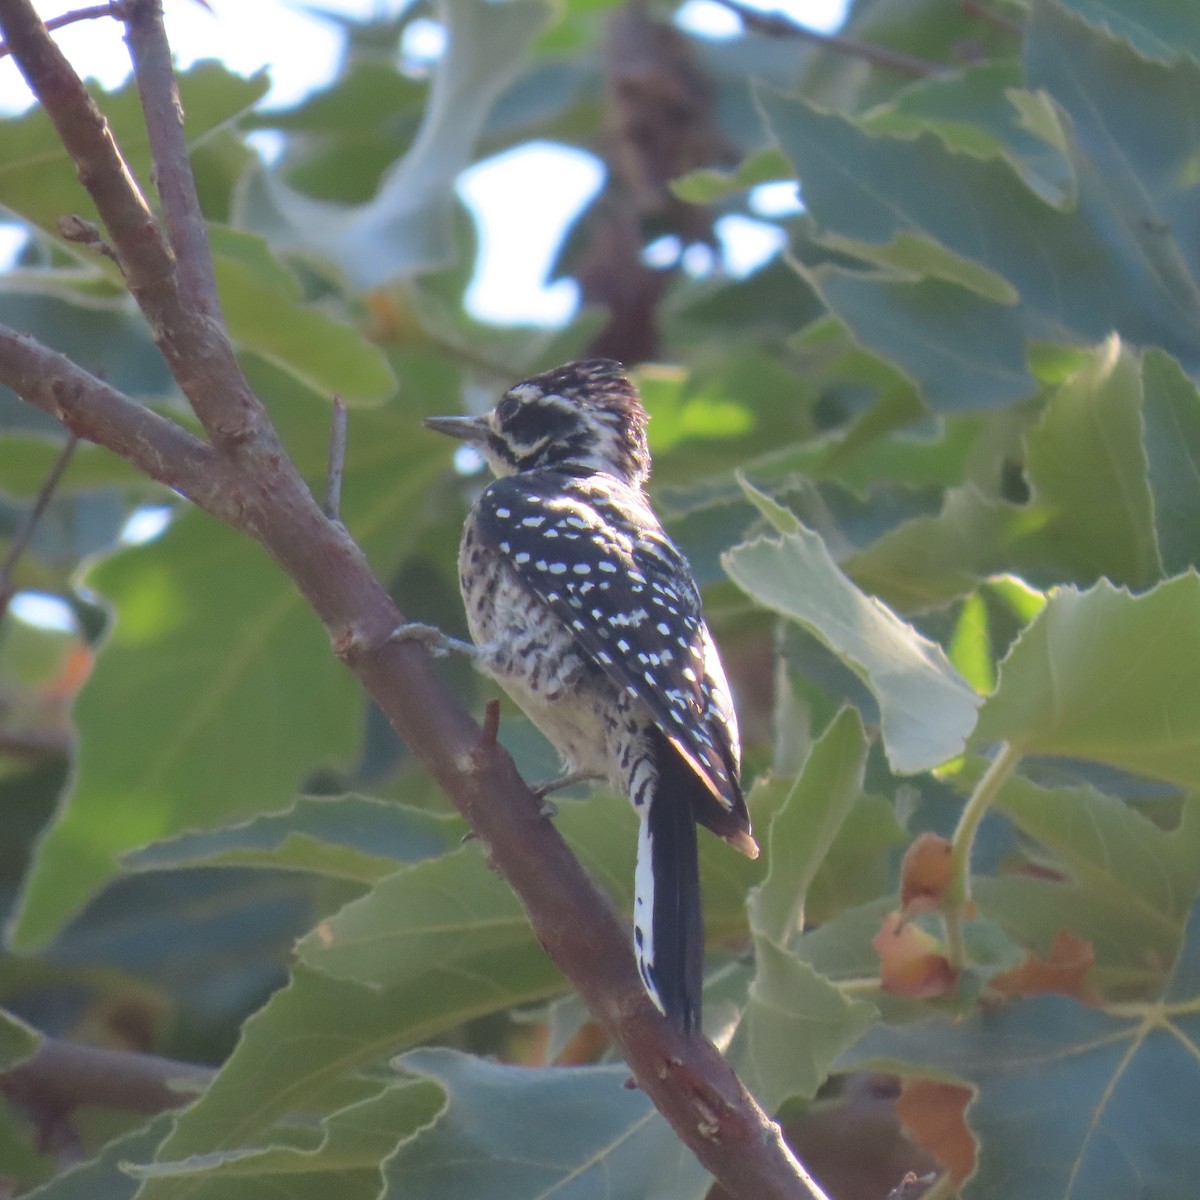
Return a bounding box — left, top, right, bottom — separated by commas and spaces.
529, 770, 603, 818
390, 622, 476, 660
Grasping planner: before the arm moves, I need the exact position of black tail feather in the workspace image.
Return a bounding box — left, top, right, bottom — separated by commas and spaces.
636, 730, 704, 1035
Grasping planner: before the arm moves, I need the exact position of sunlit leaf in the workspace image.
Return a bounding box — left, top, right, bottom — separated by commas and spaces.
973, 576, 1200, 789
724, 494, 980, 773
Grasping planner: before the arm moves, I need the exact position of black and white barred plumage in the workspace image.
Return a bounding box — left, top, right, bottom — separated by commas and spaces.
424, 359, 758, 1035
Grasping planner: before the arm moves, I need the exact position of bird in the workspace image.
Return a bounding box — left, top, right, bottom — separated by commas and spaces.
410, 358, 758, 1035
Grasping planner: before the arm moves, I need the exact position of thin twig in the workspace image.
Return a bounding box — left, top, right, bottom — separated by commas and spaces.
123, 0, 223, 322
711, 0, 939, 78
0, 434, 77, 625
957, 0, 1022, 36
0, 2, 123, 58
324, 395, 348, 519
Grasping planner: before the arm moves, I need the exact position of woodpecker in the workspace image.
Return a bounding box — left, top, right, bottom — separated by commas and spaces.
417, 359, 758, 1035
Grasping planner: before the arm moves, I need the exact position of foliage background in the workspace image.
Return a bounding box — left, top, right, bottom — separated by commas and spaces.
1, 0, 1199, 1197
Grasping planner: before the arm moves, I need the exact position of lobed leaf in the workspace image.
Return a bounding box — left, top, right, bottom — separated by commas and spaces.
840, 889, 1200, 1200
383, 1048, 711, 1200
724, 489, 980, 773
973, 575, 1200, 789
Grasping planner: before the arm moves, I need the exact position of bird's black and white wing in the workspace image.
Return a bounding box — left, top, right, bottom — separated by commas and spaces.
474, 471, 750, 837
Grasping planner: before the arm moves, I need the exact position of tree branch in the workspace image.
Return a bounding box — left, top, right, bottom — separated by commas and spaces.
0, 325, 226, 513
0, 3, 124, 60
711, 0, 939, 78
0, 0, 271, 450
1, 1036, 213, 1117
123, 0, 223, 323
0, 5, 828, 1196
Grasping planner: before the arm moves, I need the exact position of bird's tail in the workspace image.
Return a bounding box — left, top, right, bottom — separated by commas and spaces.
633, 731, 704, 1035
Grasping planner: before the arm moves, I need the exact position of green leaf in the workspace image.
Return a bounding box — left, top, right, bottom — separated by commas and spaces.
730, 937, 877, 1110
671, 147, 791, 204
128, 1082, 443, 1200
975, 783, 1200, 984
9, 510, 362, 949
0, 291, 175, 406
1024, 337, 1161, 586
973, 576, 1200, 789
804, 794, 908, 926
26, 1115, 174, 1200
298, 845, 532, 988
11, 374, 453, 949
241, 0, 550, 285
123, 796, 459, 883
142, 963, 566, 1186
948, 593, 995, 694
749, 707, 869, 945
813, 272, 1035, 412
1060, 0, 1200, 62
382, 1048, 711, 1200
844, 486, 1039, 613
0, 1006, 39, 1067
865, 62, 1074, 209
840, 889, 1200, 1200
756, 4, 1200, 405
0, 435, 155, 496
723, 522, 980, 773
0, 61, 267, 241
210, 228, 395, 406
1142, 348, 1200, 573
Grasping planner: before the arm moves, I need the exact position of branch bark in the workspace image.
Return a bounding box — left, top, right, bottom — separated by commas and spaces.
1, 1036, 213, 1118
0, 3, 828, 1196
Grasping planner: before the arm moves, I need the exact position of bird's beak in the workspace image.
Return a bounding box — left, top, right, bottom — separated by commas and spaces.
424, 414, 490, 443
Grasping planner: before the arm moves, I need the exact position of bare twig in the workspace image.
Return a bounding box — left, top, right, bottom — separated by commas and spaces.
957, 0, 1022, 36
324, 395, 348, 520
711, 0, 939, 78
1, 1035, 213, 1117
123, 0, 223, 322
0, 4, 830, 1196
0, 2, 123, 58
0, 434, 77, 624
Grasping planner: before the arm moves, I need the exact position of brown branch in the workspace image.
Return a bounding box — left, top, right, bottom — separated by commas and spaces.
0, 0, 271, 450
0, 433, 77, 624
0, 5, 829, 1197
0, 325, 228, 515
123, 0, 223, 322
0, 3, 123, 58
711, 0, 939, 78
0, 1035, 213, 1117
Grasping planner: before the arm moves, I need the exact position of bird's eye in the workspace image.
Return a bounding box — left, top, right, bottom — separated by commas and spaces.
495, 395, 520, 423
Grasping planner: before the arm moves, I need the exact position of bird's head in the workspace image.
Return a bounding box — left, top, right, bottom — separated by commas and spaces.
425, 359, 650, 487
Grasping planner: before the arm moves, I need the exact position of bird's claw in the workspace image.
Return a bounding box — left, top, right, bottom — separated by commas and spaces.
391, 622, 473, 659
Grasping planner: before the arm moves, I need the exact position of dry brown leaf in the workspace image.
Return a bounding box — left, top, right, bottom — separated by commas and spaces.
873, 911, 958, 998
895, 1079, 976, 1187
991, 929, 1097, 1001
